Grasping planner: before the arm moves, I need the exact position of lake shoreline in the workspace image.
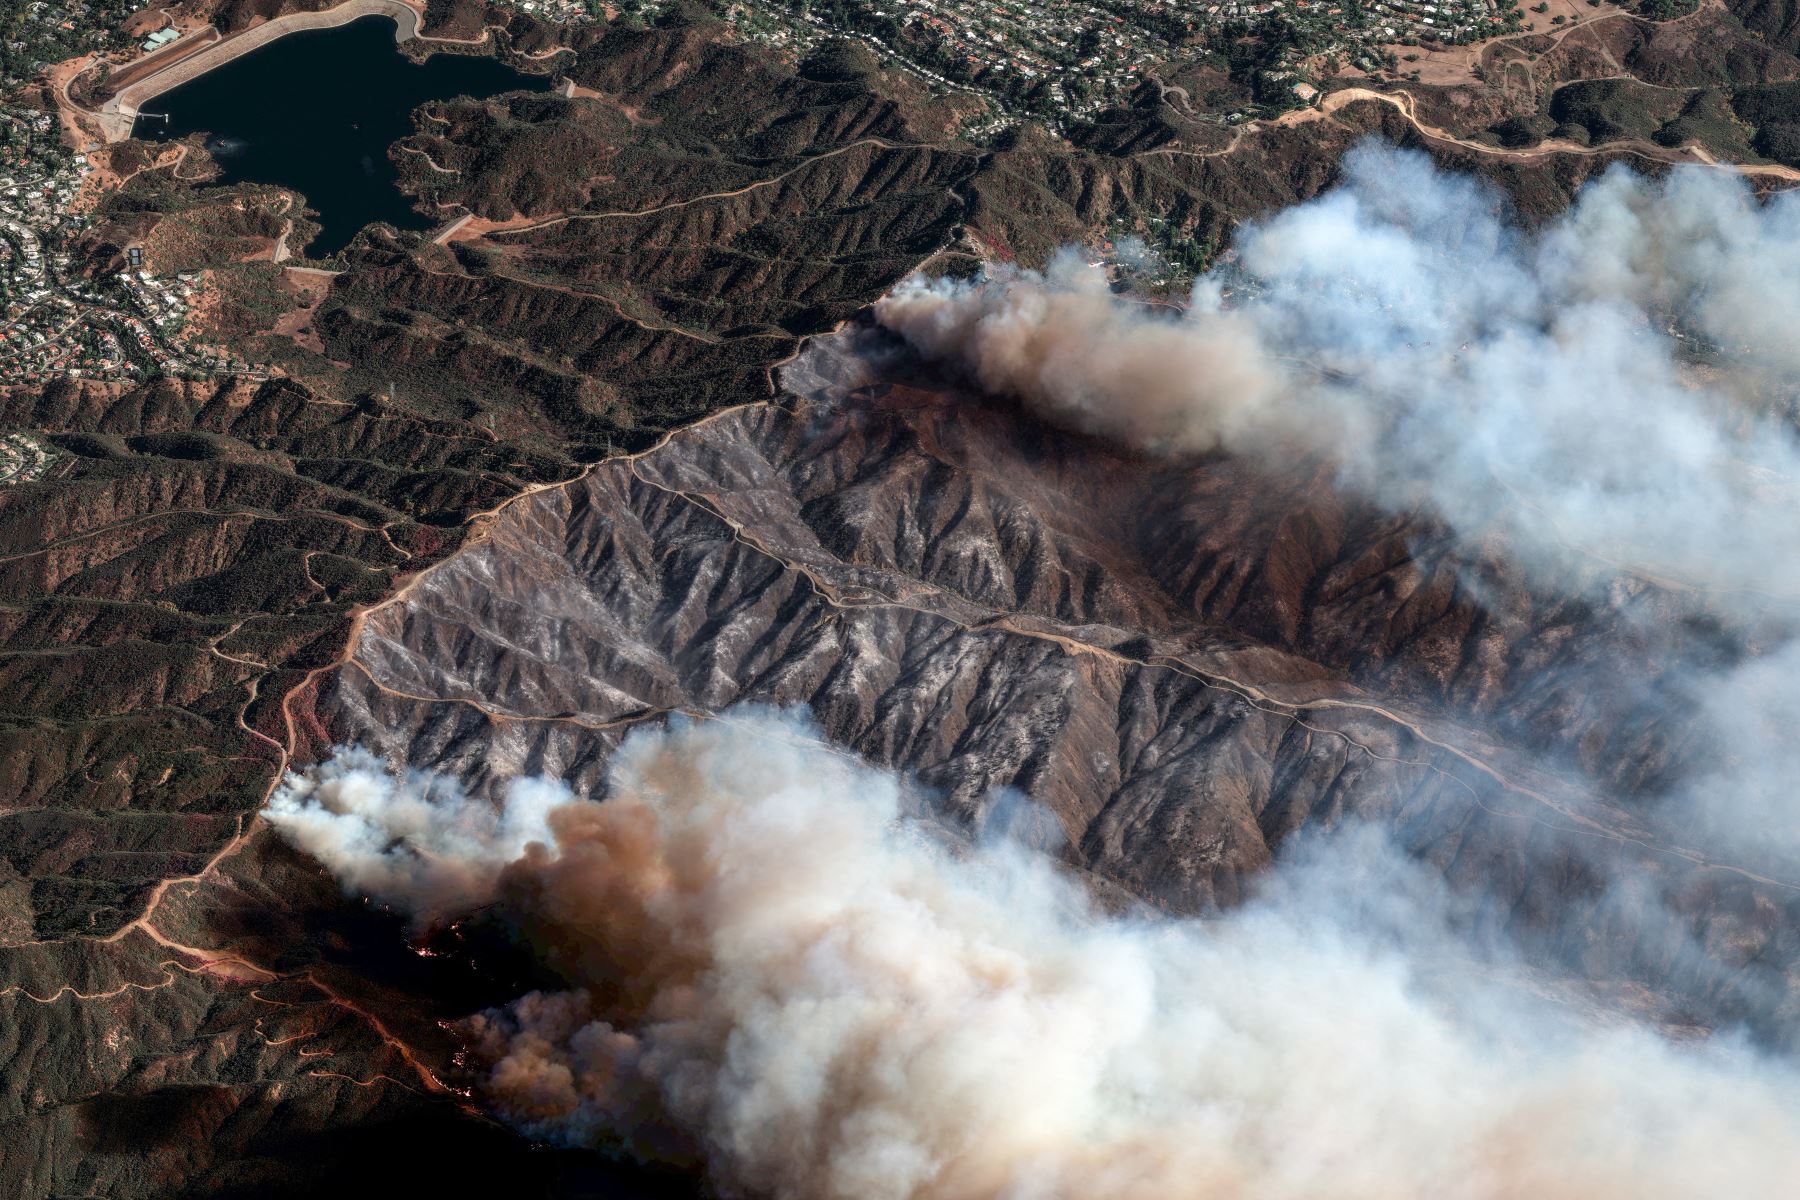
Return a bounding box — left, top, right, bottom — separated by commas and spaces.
96, 0, 427, 143
141, 15, 552, 256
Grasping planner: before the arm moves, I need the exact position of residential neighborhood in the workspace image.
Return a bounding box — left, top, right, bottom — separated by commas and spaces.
497, 0, 615, 23
495, 0, 1520, 125
2, 0, 1534, 393
2, 0, 140, 85
721, 0, 1520, 124
0, 428, 55, 484
0, 103, 252, 386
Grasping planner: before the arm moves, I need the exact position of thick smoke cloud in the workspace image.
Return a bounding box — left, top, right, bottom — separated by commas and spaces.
263, 149, 1800, 1195
1668, 637, 1800, 863
876, 143, 1800, 608
270, 715, 1800, 1199
878, 142, 1800, 874
265, 746, 566, 925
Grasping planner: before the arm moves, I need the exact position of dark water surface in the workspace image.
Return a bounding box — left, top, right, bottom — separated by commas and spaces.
139, 16, 550, 256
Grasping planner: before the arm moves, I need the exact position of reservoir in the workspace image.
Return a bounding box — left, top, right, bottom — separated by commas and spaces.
137, 16, 551, 257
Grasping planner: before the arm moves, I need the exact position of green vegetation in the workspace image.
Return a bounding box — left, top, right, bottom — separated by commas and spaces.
1107, 213, 1218, 292
1655, 89, 1755, 158
1547, 78, 1687, 143
1723, 83, 1800, 165
0, 0, 136, 84
1491, 113, 1555, 148
1729, 81, 1800, 127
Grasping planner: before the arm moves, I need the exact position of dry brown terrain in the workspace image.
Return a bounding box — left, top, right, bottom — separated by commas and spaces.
315, 325, 1799, 1032
10, 0, 1800, 1193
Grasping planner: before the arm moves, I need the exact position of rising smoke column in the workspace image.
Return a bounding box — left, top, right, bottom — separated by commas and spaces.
264, 149, 1800, 1194
876, 143, 1800, 609
265, 745, 567, 926
269, 714, 1800, 1200
876, 143, 1800, 869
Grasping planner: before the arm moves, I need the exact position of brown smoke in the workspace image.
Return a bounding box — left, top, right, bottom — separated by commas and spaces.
271, 714, 1800, 1199
874, 146, 1800, 612
873, 254, 1289, 456
261, 148, 1800, 1194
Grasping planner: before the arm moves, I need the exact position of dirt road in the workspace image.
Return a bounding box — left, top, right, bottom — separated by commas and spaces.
1276, 86, 1800, 184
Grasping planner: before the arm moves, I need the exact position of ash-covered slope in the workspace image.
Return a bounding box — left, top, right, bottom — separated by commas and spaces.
16, 3, 1800, 1180
315, 322, 1797, 1036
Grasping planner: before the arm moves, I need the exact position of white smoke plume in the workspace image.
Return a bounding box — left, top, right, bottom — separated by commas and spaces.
270, 714, 1800, 1199
265, 745, 567, 925
875, 143, 1800, 608
1666, 637, 1800, 863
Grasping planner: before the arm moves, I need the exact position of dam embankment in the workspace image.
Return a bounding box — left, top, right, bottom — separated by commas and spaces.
136, 13, 550, 256
97, 0, 423, 142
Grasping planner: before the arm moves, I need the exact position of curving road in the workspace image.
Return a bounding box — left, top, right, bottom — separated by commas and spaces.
1273, 85, 1800, 184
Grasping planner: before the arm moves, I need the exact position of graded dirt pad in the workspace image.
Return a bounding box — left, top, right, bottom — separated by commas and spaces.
268, 268, 335, 354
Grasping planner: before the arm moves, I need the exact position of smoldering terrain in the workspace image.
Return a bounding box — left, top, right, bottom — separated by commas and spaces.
878, 143, 1800, 614
272, 143, 1800, 1198
274, 713, 1800, 1200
